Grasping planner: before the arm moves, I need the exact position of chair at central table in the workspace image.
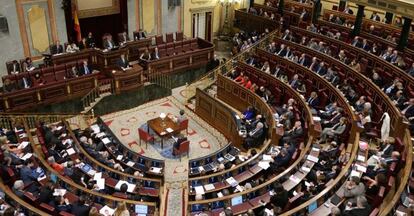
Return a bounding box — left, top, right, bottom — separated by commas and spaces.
146, 116, 181, 149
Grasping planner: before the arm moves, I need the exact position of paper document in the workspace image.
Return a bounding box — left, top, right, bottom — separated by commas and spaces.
355, 164, 367, 173
204, 184, 215, 191
307, 155, 319, 163
96, 178, 105, 190
102, 138, 111, 145
289, 175, 301, 184
150, 167, 162, 174
357, 155, 366, 162
91, 125, 100, 133
94, 172, 102, 180
66, 148, 76, 155
217, 192, 224, 197
18, 141, 30, 149
262, 154, 272, 161
194, 186, 205, 195
96, 132, 106, 138
126, 161, 135, 167
53, 189, 67, 196
20, 153, 32, 161
116, 155, 123, 160
258, 161, 270, 170
165, 128, 174, 133
99, 205, 115, 216
350, 170, 361, 178
226, 177, 238, 187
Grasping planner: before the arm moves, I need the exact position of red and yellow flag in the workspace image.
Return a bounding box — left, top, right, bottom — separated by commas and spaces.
72, 3, 81, 42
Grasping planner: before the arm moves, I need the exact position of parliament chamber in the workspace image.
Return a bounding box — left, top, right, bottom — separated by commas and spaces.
0, 0, 414, 215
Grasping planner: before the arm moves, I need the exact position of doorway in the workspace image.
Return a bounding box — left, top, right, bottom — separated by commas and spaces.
192, 11, 212, 41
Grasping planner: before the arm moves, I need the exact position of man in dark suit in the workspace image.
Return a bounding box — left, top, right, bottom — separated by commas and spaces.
118, 31, 129, 45
244, 122, 265, 148
277, 44, 287, 57
17, 75, 32, 89
316, 61, 327, 76
370, 12, 381, 22
86, 32, 96, 48
152, 47, 160, 60
173, 135, 188, 156
307, 92, 320, 109
50, 40, 64, 55
281, 121, 304, 145
117, 54, 130, 70
8, 60, 20, 74
134, 29, 147, 40
79, 61, 92, 76
103, 35, 116, 50
361, 39, 370, 51
343, 196, 371, 216
71, 195, 91, 216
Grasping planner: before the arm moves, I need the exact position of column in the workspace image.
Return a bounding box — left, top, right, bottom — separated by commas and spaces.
312, 0, 321, 24
351, 5, 365, 37
278, 0, 284, 16
397, 17, 412, 51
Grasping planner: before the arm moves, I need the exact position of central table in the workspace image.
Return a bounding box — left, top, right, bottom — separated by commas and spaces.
147, 117, 181, 148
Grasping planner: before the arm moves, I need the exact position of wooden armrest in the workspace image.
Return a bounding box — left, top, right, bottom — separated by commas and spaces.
40, 203, 55, 212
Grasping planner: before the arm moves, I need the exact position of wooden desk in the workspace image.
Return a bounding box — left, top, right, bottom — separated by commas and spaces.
147, 117, 180, 148
111, 64, 143, 94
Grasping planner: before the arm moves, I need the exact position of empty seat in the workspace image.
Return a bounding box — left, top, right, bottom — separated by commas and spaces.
166, 33, 174, 43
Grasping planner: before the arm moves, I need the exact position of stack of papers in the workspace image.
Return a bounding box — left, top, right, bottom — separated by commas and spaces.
99, 205, 115, 216
66, 148, 76, 155
194, 186, 205, 195
126, 161, 135, 167
226, 177, 238, 187
204, 184, 215, 191
20, 153, 32, 161
18, 141, 30, 149
53, 189, 67, 196
301, 166, 311, 173
116, 155, 123, 160
307, 155, 319, 163
311, 147, 320, 152
165, 128, 174, 133
357, 155, 366, 162
262, 154, 272, 161
289, 175, 301, 184
150, 167, 162, 174
91, 125, 100, 133
350, 170, 361, 178
102, 138, 111, 145
312, 116, 321, 122
258, 161, 270, 170
96, 132, 106, 138
115, 180, 136, 193
355, 164, 367, 173
217, 192, 224, 197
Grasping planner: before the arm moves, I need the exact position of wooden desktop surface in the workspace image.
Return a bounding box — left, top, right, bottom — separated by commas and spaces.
147, 117, 180, 137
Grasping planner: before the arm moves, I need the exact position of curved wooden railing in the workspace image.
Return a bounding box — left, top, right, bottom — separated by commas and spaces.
63, 120, 163, 185
24, 120, 159, 211
289, 26, 414, 94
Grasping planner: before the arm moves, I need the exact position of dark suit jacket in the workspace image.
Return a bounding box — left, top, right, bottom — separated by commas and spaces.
71, 203, 91, 216
307, 97, 320, 108
51, 44, 64, 55
38, 187, 53, 204
20, 166, 35, 184
103, 39, 116, 49
117, 58, 129, 68
79, 65, 92, 75
17, 77, 32, 89
343, 206, 371, 216
7, 63, 20, 73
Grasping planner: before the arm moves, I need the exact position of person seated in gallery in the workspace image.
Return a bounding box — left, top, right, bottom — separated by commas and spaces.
117, 54, 131, 71
281, 121, 304, 146
66, 42, 80, 53
23, 57, 35, 72
242, 106, 256, 121
103, 34, 116, 50
243, 122, 265, 149
152, 47, 160, 60
50, 40, 64, 55
134, 29, 147, 40
319, 117, 347, 143
140, 48, 152, 62
86, 32, 96, 48
118, 31, 129, 46
8, 60, 20, 74
172, 134, 188, 156
79, 61, 92, 75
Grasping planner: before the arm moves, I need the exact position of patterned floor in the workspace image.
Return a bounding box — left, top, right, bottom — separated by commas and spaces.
100, 97, 227, 161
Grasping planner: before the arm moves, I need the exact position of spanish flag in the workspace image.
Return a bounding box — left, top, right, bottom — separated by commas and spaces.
73, 4, 81, 42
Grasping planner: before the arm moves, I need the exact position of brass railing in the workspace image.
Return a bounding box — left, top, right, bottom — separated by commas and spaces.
148, 71, 174, 90
81, 79, 115, 112
0, 113, 91, 130
183, 29, 279, 102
